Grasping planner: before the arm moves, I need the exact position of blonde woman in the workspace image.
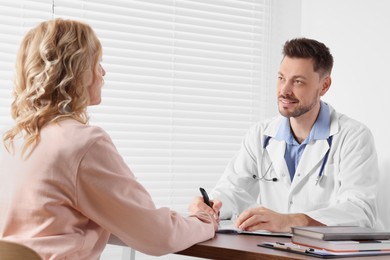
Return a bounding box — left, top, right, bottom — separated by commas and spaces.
0, 18, 216, 259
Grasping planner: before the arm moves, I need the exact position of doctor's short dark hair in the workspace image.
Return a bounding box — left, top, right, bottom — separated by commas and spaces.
283, 37, 334, 77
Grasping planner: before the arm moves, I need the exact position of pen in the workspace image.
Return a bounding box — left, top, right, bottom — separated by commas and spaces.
273, 242, 315, 253
199, 187, 212, 208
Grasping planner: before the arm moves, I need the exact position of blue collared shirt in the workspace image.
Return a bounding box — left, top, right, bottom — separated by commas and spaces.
273, 101, 330, 181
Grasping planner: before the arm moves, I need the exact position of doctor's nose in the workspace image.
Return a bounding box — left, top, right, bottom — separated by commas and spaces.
278, 81, 293, 96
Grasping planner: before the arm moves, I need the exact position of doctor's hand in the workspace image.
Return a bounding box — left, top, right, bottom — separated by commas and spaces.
189, 196, 222, 223
235, 206, 325, 233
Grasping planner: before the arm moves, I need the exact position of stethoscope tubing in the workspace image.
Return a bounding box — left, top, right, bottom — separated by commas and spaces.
257, 135, 333, 184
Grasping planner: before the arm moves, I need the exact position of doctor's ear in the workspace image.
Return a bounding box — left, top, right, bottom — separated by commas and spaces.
320, 76, 331, 96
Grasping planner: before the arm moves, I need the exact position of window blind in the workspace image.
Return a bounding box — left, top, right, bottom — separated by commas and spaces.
54, 0, 272, 213
0, 1, 53, 127
0, 0, 273, 259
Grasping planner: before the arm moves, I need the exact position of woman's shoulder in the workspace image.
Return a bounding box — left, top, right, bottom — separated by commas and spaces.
43, 119, 111, 148
61, 119, 107, 136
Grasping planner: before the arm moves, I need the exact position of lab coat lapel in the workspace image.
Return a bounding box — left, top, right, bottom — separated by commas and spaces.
266, 139, 291, 185
290, 139, 329, 191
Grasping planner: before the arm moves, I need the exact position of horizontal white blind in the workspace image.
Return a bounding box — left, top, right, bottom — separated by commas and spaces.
0, 1, 53, 127
53, 0, 271, 214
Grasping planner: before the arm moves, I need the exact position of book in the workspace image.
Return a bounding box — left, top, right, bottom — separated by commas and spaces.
291, 226, 390, 241
217, 220, 292, 237
292, 234, 390, 252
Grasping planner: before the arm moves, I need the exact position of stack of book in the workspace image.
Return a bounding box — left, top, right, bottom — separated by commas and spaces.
291, 226, 390, 252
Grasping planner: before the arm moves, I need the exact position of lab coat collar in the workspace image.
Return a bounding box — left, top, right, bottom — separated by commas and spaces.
262, 102, 339, 188
273, 101, 330, 142
265, 131, 332, 188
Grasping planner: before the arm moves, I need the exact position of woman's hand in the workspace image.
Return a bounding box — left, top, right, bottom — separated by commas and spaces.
189, 196, 222, 223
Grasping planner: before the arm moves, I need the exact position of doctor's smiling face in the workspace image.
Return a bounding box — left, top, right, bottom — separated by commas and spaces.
276, 38, 333, 122
277, 56, 331, 119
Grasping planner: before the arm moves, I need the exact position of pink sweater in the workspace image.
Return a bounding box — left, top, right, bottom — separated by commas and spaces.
0, 119, 214, 259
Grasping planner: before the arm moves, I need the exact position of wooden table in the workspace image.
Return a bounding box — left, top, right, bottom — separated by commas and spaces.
109, 233, 390, 260
175, 233, 390, 260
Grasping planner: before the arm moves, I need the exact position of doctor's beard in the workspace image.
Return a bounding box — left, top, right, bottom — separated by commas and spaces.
278, 96, 318, 118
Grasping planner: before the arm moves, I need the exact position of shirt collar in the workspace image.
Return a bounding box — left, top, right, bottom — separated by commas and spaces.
274, 101, 330, 144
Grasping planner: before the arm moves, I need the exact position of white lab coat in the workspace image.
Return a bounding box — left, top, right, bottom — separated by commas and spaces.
211, 104, 380, 228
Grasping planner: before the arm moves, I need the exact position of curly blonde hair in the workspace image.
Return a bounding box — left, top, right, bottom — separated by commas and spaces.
3, 18, 102, 156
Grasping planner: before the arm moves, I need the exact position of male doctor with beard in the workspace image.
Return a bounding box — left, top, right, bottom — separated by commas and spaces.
189, 38, 380, 233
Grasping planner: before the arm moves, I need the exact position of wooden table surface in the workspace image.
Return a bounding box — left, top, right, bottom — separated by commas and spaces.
176, 233, 390, 260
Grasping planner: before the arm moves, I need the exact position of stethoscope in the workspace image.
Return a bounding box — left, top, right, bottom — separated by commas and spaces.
253, 135, 333, 184
252, 136, 278, 182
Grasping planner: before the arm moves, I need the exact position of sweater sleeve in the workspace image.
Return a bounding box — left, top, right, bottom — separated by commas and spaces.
75, 131, 215, 256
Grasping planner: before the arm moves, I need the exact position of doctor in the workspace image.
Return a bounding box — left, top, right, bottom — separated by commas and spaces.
189, 38, 380, 233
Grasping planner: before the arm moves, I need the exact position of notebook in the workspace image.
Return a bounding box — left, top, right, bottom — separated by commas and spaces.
217, 220, 292, 237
